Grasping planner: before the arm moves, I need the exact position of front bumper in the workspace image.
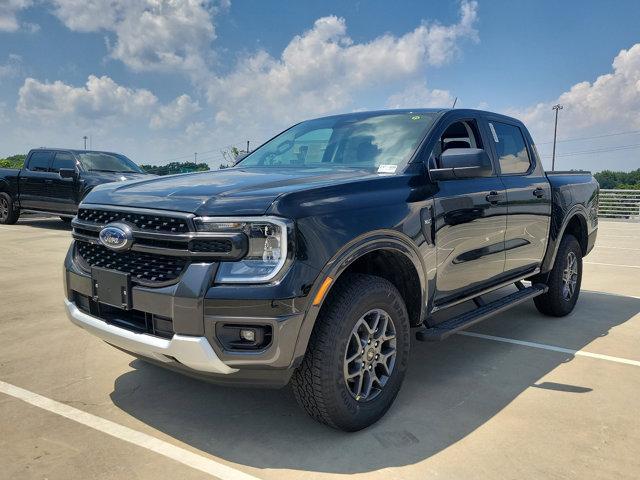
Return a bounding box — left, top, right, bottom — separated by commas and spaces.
64, 240, 320, 386
64, 299, 236, 374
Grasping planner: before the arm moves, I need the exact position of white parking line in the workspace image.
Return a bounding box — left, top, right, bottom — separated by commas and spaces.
458, 332, 640, 367
595, 245, 640, 251
585, 289, 640, 300
597, 235, 636, 238
0, 380, 261, 480
584, 261, 640, 269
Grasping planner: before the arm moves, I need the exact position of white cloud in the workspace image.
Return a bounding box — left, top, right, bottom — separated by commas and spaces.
17, 75, 198, 130
205, 1, 478, 138
0, 0, 33, 32
150, 94, 200, 129
386, 82, 454, 108
505, 43, 640, 171
0, 54, 23, 81
51, 0, 217, 76
510, 43, 640, 141
17, 75, 158, 120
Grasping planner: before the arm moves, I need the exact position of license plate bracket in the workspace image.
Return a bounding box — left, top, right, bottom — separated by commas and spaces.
91, 267, 131, 310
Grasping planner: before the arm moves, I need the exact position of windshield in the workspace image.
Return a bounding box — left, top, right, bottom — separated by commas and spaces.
237, 112, 437, 171
78, 152, 143, 173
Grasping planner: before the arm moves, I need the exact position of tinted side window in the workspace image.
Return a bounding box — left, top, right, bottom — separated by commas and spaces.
27, 151, 53, 172
51, 152, 76, 172
489, 122, 531, 174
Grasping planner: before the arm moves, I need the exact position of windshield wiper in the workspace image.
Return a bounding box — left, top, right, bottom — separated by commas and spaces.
89, 169, 128, 173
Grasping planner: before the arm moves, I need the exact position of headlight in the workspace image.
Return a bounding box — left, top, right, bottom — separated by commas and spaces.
194, 216, 291, 283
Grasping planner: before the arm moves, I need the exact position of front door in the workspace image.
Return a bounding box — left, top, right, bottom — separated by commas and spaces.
430, 117, 507, 305
48, 151, 78, 214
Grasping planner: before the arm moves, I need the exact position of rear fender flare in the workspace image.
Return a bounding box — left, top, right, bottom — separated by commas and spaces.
541, 205, 588, 273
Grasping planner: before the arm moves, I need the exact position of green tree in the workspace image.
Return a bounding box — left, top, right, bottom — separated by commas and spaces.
594, 169, 640, 189
139, 161, 210, 176
0, 154, 26, 169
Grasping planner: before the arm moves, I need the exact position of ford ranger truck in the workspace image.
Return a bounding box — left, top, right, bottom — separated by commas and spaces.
0, 149, 150, 224
63, 109, 598, 431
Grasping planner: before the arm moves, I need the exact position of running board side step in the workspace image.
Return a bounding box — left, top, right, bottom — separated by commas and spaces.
416, 283, 548, 342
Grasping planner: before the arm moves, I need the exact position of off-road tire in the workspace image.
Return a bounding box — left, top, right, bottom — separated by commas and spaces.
0, 192, 19, 225
291, 274, 411, 431
534, 234, 582, 317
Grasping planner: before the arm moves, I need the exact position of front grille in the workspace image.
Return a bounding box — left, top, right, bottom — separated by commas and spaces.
76, 241, 188, 284
77, 208, 190, 233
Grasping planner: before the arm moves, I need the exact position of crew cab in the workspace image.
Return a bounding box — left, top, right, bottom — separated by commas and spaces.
0, 149, 149, 224
62, 109, 598, 431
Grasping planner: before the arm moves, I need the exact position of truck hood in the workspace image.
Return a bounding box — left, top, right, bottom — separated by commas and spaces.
86, 171, 152, 183
83, 167, 381, 215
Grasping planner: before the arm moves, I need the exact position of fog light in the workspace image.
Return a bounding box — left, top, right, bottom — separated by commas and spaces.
215, 324, 273, 350
240, 329, 256, 342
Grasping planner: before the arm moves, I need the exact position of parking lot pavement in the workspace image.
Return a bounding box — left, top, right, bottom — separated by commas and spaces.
1, 217, 639, 480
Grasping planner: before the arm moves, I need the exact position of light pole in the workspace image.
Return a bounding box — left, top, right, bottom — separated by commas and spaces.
551, 104, 563, 171
82, 136, 88, 150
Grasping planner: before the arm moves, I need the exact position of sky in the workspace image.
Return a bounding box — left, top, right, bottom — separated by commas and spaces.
1, 0, 640, 172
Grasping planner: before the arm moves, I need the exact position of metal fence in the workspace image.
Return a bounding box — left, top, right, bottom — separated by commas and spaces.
599, 189, 640, 220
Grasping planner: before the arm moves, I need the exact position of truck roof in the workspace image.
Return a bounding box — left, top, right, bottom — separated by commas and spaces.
27, 148, 126, 156
306, 108, 522, 125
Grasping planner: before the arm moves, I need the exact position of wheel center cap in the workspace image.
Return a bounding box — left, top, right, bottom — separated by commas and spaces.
366, 348, 375, 361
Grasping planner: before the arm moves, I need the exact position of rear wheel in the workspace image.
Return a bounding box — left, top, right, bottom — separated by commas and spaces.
291, 274, 411, 431
534, 234, 582, 317
0, 192, 19, 225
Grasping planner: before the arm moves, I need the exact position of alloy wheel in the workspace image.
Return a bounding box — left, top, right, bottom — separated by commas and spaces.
343, 308, 397, 402
0, 197, 8, 222
562, 251, 578, 300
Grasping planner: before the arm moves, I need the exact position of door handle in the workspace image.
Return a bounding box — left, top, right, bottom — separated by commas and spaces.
485, 191, 501, 204
44, 179, 54, 184
533, 187, 545, 198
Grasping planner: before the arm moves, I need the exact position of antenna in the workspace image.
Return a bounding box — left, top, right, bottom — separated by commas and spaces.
451, 97, 458, 108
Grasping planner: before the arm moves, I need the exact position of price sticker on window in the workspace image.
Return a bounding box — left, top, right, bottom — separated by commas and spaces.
489, 122, 499, 143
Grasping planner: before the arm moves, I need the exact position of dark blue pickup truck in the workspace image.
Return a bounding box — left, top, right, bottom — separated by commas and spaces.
0, 149, 149, 224
62, 109, 599, 431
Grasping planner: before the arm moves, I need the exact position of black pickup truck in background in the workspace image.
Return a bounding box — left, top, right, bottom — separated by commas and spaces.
0, 149, 150, 224
62, 109, 599, 431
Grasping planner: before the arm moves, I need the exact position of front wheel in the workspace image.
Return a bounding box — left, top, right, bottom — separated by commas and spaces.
291, 274, 411, 431
534, 234, 582, 317
0, 192, 19, 225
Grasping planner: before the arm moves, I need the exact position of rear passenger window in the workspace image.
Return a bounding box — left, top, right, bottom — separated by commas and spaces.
27, 151, 53, 172
51, 152, 76, 172
489, 122, 531, 174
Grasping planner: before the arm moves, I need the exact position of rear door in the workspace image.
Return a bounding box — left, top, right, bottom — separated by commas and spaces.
483, 117, 551, 275
429, 114, 508, 305
19, 150, 54, 210
49, 151, 78, 213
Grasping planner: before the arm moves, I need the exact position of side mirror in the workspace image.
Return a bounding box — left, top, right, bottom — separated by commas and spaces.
429, 148, 492, 181
59, 168, 77, 179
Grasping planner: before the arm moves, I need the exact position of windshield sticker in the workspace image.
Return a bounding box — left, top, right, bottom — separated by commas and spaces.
411, 115, 422, 120
378, 164, 397, 174
489, 122, 499, 143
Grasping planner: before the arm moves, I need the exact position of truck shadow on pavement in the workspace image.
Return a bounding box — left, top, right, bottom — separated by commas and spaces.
110, 290, 640, 474
15, 216, 71, 231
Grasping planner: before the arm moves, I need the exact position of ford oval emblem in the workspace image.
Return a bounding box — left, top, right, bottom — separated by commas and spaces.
98, 223, 134, 251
